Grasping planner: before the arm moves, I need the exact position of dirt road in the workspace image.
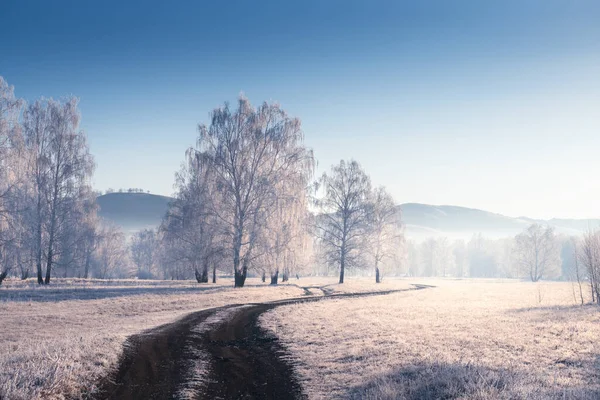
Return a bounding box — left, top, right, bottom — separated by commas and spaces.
95, 284, 432, 400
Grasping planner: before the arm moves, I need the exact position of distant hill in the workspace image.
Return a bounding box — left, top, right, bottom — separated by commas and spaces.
400, 203, 528, 239
400, 203, 599, 240
95, 193, 600, 240
96, 193, 172, 233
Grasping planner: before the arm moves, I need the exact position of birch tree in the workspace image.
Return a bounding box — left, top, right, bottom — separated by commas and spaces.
579, 230, 600, 303
0, 78, 100, 284
95, 222, 129, 279
453, 240, 467, 278
54, 187, 98, 278
566, 237, 585, 305
514, 224, 560, 282
419, 238, 437, 277
131, 229, 158, 279
194, 96, 314, 287
23, 98, 95, 284
161, 147, 224, 283
0, 77, 25, 284
368, 186, 401, 283
316, 160, 372, 284
78, 193, 100, 279
258, 148, 313, 284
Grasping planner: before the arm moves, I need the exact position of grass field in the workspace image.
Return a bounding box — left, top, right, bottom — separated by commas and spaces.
261, 279, 600, 399
0, 277, 306, 400
2, 277, 599, 399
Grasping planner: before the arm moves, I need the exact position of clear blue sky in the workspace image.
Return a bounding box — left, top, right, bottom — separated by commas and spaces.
1, 0, 599, 219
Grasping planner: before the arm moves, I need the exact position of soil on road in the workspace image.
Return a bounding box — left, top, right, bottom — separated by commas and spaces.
94, 284, 432, 400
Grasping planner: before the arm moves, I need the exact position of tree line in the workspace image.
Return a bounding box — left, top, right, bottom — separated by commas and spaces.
0, 77, 96, 284
158, 97, 403, 287
0, 79, 403, 287
399, 225, 599, 303
2, 76, 600, 299
0, 77, 166, 284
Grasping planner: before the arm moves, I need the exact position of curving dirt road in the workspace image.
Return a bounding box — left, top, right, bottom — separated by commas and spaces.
95, 284, 432, 400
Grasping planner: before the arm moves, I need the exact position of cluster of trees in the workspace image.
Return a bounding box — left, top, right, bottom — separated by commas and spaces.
399, 223, 600, 303
104, 188, 150, 194
575, 231, 600, 304
156, 98, 406, 287
403, 226, 561, 280
3, 79, 600, 297
159, 97, 316, 287
315, 160, 402, 283
0, 77, 137, 284
0, 77, 95, 284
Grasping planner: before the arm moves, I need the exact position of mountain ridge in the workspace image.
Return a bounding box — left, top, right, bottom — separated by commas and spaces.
96, 193, 600, 240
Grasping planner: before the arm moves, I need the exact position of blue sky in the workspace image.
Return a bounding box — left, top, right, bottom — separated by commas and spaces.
1, 0, 599, 219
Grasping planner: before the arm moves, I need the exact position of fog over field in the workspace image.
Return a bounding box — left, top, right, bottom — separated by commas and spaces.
1, 1, 600, 399
96, 192, 600, 240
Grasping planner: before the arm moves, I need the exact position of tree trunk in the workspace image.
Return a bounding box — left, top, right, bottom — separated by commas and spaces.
35, 193, 44, 285
375, 266, 381, 283
282, 268, 289, 282
44, 248, 53, 284
201, 261, 209, 283
234, 269, 247, 287
0, 270, 7, 285
195, 268, 208, 283
21, 269, 29, 280
235, 241, 251, 288
339, 257, 345, 284
271, 270, 279, 285
36, 228, 43, 284
83, 252, 91, 279
233, 221, 243, 287
212, 264, 217, 283
532, 250, 539, 282
45, 156, 62, 285
261, 271, 266, 282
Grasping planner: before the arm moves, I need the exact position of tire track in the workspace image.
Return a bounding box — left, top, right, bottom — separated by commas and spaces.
94, 284, 433, 400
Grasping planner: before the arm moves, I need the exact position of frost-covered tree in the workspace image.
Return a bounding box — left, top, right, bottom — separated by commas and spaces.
0, 77, 25, 284
367, 186, 401, 283
467, 234, 499, 278
131, 229, 158, 279
161, 146, 225, 283
316, 160, 372, 284
94, 222, 129, 279
514, 224, 560, 282
564, 237, 585, 304
23, 97, 95, 284
256, 148, 313, 284
192, 96, 314, 287
579, 230, 600, 303
54, 187, 99, 278
452, 240, 467, 278
0, 77, 108, 284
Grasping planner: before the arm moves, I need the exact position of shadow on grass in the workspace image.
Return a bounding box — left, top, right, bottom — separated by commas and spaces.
510, 303, 599, 314
2, 282, 293, 302
0, 285, 231, 302
347, 361, 600, 400
506, 303, 599, 324
0, 281, 304, 302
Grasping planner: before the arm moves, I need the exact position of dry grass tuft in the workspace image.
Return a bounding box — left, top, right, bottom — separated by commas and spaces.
349, 361, 600, 400
0, 277, 305, 400
261, 279, 600, 399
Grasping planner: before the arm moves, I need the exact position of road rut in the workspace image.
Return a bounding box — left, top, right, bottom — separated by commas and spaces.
95, 284, 433, 400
